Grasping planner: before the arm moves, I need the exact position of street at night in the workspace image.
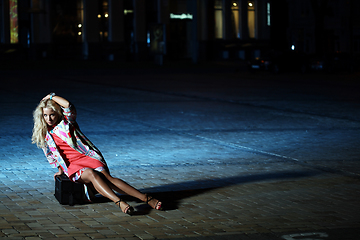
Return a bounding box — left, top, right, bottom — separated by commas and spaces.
1, 62, 360, 239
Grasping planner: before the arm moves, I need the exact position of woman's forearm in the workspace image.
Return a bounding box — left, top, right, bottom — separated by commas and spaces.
52, 95, 70, 108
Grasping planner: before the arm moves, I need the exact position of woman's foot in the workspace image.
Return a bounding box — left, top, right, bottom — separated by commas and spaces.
145, 194, 162, 210
115, 200, 134, 215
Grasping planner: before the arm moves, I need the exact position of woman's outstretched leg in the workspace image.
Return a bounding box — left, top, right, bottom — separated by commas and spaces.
79, 169, 134, 214
100, 170, 162, 210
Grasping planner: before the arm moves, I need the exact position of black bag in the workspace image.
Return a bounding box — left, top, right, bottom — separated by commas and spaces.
55, 174, 85, 206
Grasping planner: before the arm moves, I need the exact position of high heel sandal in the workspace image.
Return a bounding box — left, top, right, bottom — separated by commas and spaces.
115, 200, 134, 215
145, 194, 162, 211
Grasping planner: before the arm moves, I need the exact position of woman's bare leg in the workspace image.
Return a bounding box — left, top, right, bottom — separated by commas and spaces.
79, 169, 133, 213
100, 171, 162, 210
99, 170, 144, 200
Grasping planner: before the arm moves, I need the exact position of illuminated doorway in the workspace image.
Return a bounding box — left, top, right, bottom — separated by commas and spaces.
231, 0, 240, 38
248, 1, 255, 38
214, 0, 223, 39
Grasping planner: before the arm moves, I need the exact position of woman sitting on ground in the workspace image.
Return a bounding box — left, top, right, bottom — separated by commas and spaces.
32, 93, 162, 215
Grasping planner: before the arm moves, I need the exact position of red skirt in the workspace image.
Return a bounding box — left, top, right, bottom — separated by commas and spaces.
51, 133, 106, 180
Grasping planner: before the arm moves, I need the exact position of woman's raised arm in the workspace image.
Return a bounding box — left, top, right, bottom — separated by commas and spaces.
42, 93, 70, 108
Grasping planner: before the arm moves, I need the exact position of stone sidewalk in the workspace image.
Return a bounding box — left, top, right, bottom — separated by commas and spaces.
0, 63, 360, 239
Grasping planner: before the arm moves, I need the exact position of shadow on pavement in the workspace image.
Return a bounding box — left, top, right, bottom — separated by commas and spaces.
106, 170, 320, 214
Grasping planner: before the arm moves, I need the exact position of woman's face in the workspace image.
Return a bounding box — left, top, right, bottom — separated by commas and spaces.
43, 108, 59, 126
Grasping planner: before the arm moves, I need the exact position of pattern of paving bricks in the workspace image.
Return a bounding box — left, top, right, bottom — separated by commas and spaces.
0, 68, 360, 239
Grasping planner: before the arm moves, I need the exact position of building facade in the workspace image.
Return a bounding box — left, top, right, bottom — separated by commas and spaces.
1, 0, 277, 62
5, 0, 358, 63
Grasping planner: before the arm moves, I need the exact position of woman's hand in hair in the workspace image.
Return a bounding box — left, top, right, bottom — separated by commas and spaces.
41, 94, 51, 102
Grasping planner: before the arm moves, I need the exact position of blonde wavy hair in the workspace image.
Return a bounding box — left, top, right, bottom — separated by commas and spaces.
32, 99, 63, 148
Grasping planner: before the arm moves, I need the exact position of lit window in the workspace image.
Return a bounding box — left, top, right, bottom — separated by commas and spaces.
9, 0, 18, 44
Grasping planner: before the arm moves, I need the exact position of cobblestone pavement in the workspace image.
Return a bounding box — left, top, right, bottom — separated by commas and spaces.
1, 62, 360, 239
